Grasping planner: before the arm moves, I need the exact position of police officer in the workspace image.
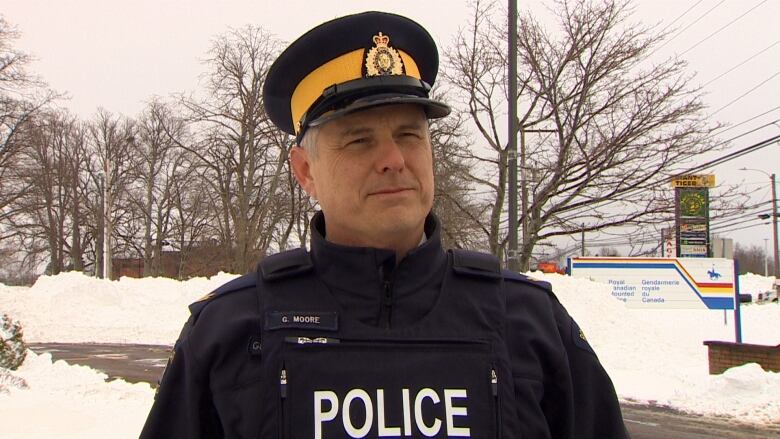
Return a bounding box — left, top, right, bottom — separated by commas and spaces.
140, 11, 629, 439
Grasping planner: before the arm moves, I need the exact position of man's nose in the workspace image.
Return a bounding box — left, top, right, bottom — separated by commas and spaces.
374, 137, 406, 173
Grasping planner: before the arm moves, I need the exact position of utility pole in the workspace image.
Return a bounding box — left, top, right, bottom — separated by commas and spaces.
519, 129, 527, 271
103, 158, 112, 280
764, 238, 769, 276
771, 173, 778, 278
507, 0, 519, 272
581, 224, 586, 256
518, 127, 557, 270
96, 175, 105, 278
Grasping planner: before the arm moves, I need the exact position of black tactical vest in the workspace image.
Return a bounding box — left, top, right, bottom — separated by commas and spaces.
254, 247, 520, 439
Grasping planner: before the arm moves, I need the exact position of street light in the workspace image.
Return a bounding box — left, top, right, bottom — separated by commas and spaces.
740, 168, 778, 278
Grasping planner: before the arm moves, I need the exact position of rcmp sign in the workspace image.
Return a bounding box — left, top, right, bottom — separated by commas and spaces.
569, 257, 736, 309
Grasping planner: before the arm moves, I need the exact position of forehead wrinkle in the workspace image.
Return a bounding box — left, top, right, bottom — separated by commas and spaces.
337, 126, 374, 137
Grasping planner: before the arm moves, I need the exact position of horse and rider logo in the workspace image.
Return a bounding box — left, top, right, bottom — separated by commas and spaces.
707, 265, 722, 280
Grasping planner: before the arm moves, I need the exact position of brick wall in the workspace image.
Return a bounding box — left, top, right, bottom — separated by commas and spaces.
703, 341, 780, 375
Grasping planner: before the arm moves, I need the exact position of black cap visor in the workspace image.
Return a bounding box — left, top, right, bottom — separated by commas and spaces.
297, 75, 451, 141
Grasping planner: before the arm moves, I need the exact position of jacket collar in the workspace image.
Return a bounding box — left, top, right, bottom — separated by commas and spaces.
308, 211, 447, 327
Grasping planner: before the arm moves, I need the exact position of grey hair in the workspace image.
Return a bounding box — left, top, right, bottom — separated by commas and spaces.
298, 125, 320, 158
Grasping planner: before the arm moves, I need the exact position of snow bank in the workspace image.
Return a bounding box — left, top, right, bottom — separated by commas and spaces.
0, 271, 239, 344
739, 272, 777, 302
0, 351, 154, 439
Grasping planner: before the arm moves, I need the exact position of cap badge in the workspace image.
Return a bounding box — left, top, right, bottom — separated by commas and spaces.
365, 32, 404, 76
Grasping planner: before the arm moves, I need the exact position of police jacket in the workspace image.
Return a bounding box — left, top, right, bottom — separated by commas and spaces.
140, 212, 629, 439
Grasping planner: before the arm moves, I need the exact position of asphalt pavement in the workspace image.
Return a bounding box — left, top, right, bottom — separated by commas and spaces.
29, 343, 780, 439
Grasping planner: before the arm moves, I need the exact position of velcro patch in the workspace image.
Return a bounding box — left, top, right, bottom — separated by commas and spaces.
266, 311, 338, 331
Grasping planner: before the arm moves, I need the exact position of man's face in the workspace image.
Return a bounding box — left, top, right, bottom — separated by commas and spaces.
291, 104, 434, 248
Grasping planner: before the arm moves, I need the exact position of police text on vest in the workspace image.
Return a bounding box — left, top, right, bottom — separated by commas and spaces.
314, 388, 470, 438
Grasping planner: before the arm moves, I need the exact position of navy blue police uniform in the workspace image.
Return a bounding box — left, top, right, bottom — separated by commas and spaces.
140, 11, 629, 439
140, 213, 628, 438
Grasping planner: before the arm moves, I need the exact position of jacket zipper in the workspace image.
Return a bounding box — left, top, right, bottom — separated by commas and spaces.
380, 279, 393, 328
279, 365, 287, 439
492, 367, 502, 439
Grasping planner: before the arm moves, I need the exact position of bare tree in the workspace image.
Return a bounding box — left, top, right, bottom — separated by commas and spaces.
3, 110, 88, 274
429, 97, 490, 251
444, 0, 731, 269
63, 121, 91, 272
10, 113, 67, 274
0, 17, 56, 228
169, 171, 219, 278
177, 26, 291, 273
119, 100, 188, 276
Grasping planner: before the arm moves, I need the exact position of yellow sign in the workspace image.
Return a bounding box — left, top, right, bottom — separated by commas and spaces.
671, 175, 715, 188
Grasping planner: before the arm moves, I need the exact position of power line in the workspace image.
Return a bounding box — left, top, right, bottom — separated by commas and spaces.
712, 108, 780, 136
710, 70, 780, 117
650, 0, 727, 57
657, 1, 705, 36
679, 0, 770, 57
702, 39, 780, 88
676, 134, 780, 175
711, 220, 769, 235
710, 201, 772, 226
711, 216, 766, 233
554, 133, 780, 223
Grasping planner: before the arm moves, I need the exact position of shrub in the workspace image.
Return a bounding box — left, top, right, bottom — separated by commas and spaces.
0, 314, 27, 371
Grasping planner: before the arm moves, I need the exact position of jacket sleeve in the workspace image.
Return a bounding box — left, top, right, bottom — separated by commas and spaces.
505, 280, 630, 439
549, 298, 631, 439
139, 317, 223, 439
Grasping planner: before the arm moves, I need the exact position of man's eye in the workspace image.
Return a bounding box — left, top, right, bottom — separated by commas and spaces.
400, 132, 421, 139
346, 138, 368, 146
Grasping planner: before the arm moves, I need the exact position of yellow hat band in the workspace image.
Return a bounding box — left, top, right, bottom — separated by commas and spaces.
290, 48, 421, 134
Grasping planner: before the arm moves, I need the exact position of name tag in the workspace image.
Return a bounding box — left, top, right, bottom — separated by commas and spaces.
266, 311, 338, 331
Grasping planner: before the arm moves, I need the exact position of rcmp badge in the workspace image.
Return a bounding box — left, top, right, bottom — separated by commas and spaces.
365, 32, 404, 76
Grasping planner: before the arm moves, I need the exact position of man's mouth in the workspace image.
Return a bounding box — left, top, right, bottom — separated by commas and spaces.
369, 187, 414, 196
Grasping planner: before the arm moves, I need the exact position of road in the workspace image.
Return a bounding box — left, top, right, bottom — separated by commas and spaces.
29, 343, 780, 439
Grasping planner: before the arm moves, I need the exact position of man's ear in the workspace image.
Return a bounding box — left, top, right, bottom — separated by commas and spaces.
290, 146, 317, 200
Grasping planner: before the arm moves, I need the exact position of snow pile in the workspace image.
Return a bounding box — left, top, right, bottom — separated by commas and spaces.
0, 351, 154, 439
0, 271, 239, 344
0, 271, 779, 437
739, 273, 777, 302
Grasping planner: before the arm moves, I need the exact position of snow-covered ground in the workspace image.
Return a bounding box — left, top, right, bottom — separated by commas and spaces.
0, 271, 778, 438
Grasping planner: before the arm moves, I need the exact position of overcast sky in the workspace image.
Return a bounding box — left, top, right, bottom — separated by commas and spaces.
3, 0, 779, 256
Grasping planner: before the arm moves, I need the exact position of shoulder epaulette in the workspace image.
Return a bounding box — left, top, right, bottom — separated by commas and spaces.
502, 269, 553, 292
260, 247, 313, 281
188, 272, 257, 316
451, 249, 502, 279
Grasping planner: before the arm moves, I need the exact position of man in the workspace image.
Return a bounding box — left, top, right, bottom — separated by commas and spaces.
140, 11, 629, 439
